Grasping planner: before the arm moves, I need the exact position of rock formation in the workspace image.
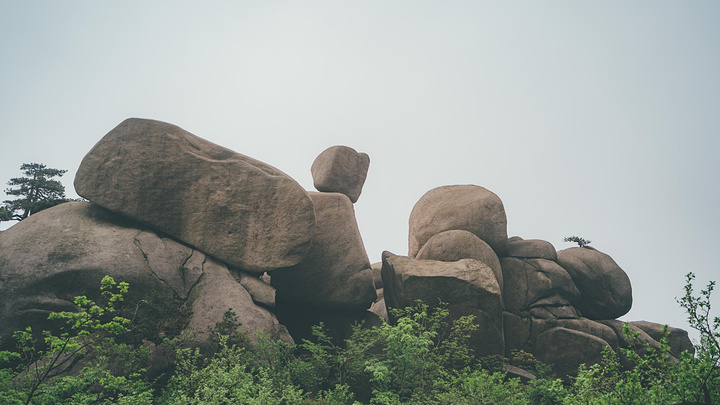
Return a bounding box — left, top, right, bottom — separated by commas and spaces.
0, 117, 694, 381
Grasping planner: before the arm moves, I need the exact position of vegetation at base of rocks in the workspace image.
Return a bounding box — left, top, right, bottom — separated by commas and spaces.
564, 235, 592, 247
1, 273, 719, 404
1, 163, 70, 222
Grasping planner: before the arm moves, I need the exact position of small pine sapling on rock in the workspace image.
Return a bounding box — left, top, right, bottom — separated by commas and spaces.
564, 236, 591, 248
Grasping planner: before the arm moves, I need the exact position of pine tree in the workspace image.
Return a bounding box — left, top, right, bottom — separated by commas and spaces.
2, 163, 69, 221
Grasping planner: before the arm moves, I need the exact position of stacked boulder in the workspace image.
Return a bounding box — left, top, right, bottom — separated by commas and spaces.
271, 146, 379, 343
380, 185, 509, 357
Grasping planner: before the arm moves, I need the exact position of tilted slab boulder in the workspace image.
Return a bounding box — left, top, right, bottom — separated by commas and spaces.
557, 247, 632, 319
381, 251, 504, 356
0, 201, 291, 350
311, 145, 370, 203
75, 118, 315, 273
271, 192, 377, 310
416, 229, 503, 290
408, 185, 508, 257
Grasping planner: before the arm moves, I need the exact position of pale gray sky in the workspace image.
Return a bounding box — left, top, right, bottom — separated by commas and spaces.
2, 1, 719, 342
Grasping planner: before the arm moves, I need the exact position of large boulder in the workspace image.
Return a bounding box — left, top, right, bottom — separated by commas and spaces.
271, 192, 377, 310
408, 185, 508, 257
311, 145, 370, 203
557, 247, 632, 319
415, 230, 503, 290
381, 252, 504, 356
501, 257, 580, 319
74, 118, 315, 273
0, 201, 291, 350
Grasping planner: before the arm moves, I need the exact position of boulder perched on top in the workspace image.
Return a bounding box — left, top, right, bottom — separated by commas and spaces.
416, 230, 503, 289
311, 145, 370, 203
74, 118, 315, 273
408, 185, 508, 257
271, 192, 377, 310
381, 252, 504, 356
0, 201, 292, 350
557, 247, 632, 319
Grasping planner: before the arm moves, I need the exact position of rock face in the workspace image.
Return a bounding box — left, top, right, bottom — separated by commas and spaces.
311, 145, 370, 203
187, 258, 291, 344
408, 185, 508, 257
534, 327, 612, 378
0, 201, 291, 350
381, 252, 504, 356
416, 230, 503, 289
557, 247, 633, 319
271, 192, 377, 310
501, 257, 580, 319
74, 118, 315, 273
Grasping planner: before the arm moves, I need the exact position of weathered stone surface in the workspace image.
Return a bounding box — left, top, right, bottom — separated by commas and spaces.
535, 327, 612, 379
557, 247, 632, 319
500, 257, 580, 318
0, 202, 178, 348
271, 192, 376, 310
0, 201, 291, 351
556, 318, 620, 352
503, 312, 533, 356
381, 252, 504, 356
507, 238, 557, 261
187, 257, 292, 344
415, 230, 503, 289
598, 320, 666, 367
311, 145, 370, 203
75, 118, 315, 273
229, 270, 276, 308
369, 288, 388, 321
408, 185, 508, 257
630, 321, 695, 358
371, 261, 383, 289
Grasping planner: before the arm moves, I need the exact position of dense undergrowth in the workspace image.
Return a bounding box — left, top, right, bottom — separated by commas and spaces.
1, 273, 718, 404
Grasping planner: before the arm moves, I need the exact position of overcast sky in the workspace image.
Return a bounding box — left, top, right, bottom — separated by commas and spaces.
2, 1, 719, 342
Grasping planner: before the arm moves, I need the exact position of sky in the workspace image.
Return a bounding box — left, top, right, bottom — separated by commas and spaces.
1, 1, 719, 343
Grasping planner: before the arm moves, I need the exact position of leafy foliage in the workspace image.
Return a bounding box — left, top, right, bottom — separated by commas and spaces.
2, 163, 69, 221
1, 273, 718, 404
